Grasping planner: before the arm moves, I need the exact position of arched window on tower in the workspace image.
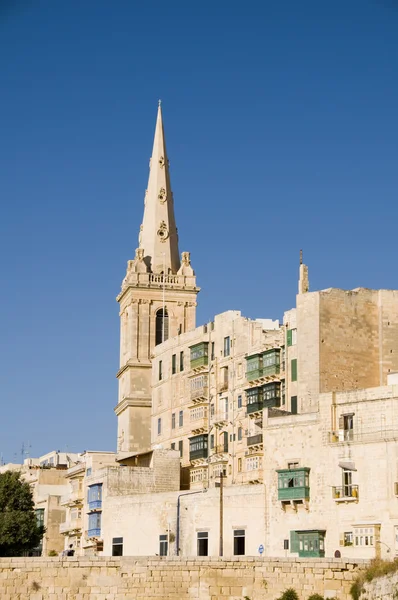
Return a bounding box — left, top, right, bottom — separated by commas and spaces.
156, 309, 169, 346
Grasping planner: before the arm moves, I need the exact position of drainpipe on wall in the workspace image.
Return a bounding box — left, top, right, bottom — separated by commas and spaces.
176, 490, 207, 556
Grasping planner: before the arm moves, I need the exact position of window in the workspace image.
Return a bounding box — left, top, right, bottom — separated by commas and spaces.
171, 443, 175, 450
35, 508, 45, 528
190, 342, 209, 368
86, 468, 92, 477
238, 427, 242, 441
291, 359, 297, 382
246, 456, 262, 471
155, 309, 169, 346
112, 537, 123, 556
341, 532, 353, 547
288, 462, 299, 469
190, 468, 208, 484
343, 469, 352, 497
172, 354, 176, 375
179, 440, 183, 457
211, 342, 215, 360
210, 403, 215, 416
287, 328, 297, 346
222, 431, 228, 453
342, 414, 354, 441
180, 351, 184, 372
237, 363, 242, 378
190, 406, 207, 422
233, 530, 245, 555
291, 396, 298, 414
159, 534, 168, 556
157, 418, 162, 435
159, 361, 163, 381
224, 336, 231, 357
281, 380, 286, 405
88, 484, 102, 507
237, 395, 242, 409
171, 413, 176, 429
290, 530, 325, 558
88, 512, 101, 537
237, 458, 242, 472
220, 366, 228, 390
197, 532, 209, 556
210, 434, 214, 449
354, 527, 376, 547
189, 435, 208, 460
179, 410, 184, 427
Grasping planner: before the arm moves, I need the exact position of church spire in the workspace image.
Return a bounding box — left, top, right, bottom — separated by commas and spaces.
139, 102, 180, 274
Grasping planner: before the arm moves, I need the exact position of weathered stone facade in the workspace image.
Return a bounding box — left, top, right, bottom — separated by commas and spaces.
0, 556, 367, 600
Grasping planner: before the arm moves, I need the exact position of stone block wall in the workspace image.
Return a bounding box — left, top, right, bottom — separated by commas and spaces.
0, 556, 366, 600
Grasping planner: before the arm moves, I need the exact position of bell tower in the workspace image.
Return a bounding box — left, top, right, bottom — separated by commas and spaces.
115, 103, 199, 460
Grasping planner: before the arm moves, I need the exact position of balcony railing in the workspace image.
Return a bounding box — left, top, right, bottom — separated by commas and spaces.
60, 518, 82, 534
190, 416, 208, 432
60, 490, 84, 506
213, 444, 228, 455
332, 485, 359, 501
247, 364, 280, 382
329, 430, 354, 443
66, 463, 85, 477
247, 433, 263, 446
328, 429, 398, 444
218, 382, 228, 393
190, 386, 209, 402
211, 413, 229, 427
88, 500, 102, 511
247, 400, 263, 415
87, 528, 101, 538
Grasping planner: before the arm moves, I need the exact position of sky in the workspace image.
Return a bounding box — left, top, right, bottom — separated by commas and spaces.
0, 0, 397, 463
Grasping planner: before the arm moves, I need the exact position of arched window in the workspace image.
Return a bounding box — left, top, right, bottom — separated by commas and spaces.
155, 309, 169, 345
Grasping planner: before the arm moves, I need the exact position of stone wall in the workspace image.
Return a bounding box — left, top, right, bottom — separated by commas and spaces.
0, 556, 366, 600
361, 570, 398, 600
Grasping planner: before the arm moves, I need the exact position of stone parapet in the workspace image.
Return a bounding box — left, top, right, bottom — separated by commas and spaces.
0, 556, 367, 600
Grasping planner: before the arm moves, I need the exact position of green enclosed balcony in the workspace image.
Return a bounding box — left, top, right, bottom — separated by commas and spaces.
189, 434, 208, 461
190, 342, 209, 370
246, 349, 280, 381
246, 383, 281, 415
246, 388, 263, 414
290, 530, 325, 558
277, 468, 310, 501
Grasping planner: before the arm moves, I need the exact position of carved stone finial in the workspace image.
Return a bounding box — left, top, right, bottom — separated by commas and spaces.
136, 248, 144, 261
158, 99, 162, 107
178, 251, 194, 276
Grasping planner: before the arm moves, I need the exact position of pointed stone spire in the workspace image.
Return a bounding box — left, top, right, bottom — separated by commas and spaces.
139, 102, 180, 274
298, 249, 309, 294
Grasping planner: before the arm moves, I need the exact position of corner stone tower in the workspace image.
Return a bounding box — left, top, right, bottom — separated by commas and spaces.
115, 103, 199, 461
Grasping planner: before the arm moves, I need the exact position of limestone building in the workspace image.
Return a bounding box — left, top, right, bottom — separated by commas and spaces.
115, 103, 199, 462
59, 450, 116, 555
0, 450, 79, 556
151, 310, 282, 489
99, 104, 398, 560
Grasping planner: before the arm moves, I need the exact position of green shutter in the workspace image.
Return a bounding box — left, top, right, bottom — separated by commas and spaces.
287, 329, 293, 346
290, 530, 300, 553
291, 359, 297, 382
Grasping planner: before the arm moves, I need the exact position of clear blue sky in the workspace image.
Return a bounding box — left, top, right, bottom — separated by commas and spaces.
0, 1, 397, 462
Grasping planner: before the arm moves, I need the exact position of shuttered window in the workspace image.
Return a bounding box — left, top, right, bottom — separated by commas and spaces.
291, 359, 297, 382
